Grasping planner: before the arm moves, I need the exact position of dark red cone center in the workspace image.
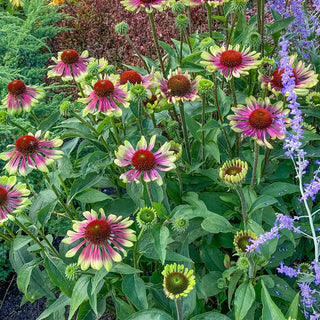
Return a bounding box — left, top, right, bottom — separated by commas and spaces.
84, 219, 111, 244
61, 49, 80, 64
0, 187, 8, 206
225, 166, 242, 176
271, 68, 298, 88
249, 108, 272, 129
132, 150, 156, 171
143, 95, 157, 106
140, 0, 158, 3
120, 71, 142, 85
94, 80, 115, 97
220, 50, 243, 68
7, 80, 26, 96
15, 135, 38, 154
167, 75, 191, 96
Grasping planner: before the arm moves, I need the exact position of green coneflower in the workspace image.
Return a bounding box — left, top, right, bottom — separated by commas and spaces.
171, 216, 189, 233
219, 159, 248, 184
233, 230, 257, 254
236, 256, 250, 271
162, 263, 196, 300
137, 207, 157, 228
65, 263, 81, 281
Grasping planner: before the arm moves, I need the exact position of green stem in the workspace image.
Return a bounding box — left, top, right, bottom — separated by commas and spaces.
76, 81, 85, 98
212, 74, 233, 158
261, 145, 271, 177
146, 182, 154, 206
3, 224, 15, 238
236, 187, 248, 226
248, 257, 255, 279
260, 0, 265, 56
9, 119, 28, 133
176, 168, 183, 197
110, 117, 120, 145
0, 232, 11, 242
30, 110, 40, 125
179, 28, 184, 66
230, 77, 239, 157
43, 172, 73, 220
150, 113, 157, 128
202, 96, 206, 168
148, 11, 166, 75
179, 102, 192, 165
175, 299, 183, 320
225, 10, 238, 49
138, 102, 143, 134
14, 217, 47, 252
206, 3, 212, 38
125, 34, 150, 73
250, 141, 259, 189
133, 229, 144, 269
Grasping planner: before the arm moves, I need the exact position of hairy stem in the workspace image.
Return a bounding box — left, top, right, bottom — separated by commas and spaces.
251, 141, 259, 189
179, 102, 192, 164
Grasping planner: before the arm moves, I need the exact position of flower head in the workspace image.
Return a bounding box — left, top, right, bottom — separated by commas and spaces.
183, 0, 229, 8
121, 0, 166, 12
200, 37, 215, 50
2, 80, 44, 115
259, 56, 318, 96
236, 256, 249, 270
63, 209, 136, 271
157, 68, 199, 104
10, 0, 23, 6
171, 216, 189, 233
65, 263, 81, 281
162, 263, 196, 300
219, 159, 248, 184
48, 49, 91, 82
168, 141, 183, 161
114, 135, 176, 186
80, 77, 129, 117
233, 230, 257, 254
0, 131, 63, 176
201, 44, 260, 80
115, 22, 129, 35
307, 92, 320, 108
0, 176, 30, 222
228, 96, 290, 148
197, 79, 213, 96
137, 207, 157, 228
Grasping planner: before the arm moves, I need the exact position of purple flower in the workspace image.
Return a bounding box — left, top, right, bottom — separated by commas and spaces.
298, 282, 317, 309
277, 261, 298, 278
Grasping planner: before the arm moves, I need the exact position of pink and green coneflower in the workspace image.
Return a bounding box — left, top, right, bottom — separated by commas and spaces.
0, 176, 30, 222
259, 56, 318, 96
156, 68, 199, 104
201, 44, 260, 80
47, 49, 91, 81
0, 131, 63, 176
120, 70, 155, 95
228, 97, 290, 149
2, 80, 44, 115
121, 0, 166, 12
114, 135, 176, 186
79, 77, 129, 117
63, 209, 136, 271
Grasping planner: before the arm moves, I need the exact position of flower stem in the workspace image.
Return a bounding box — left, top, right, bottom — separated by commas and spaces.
30, 110, 40, 125
260, 0, 265, 56
250, 141, 259, 189
202, 96, 206, 168
176, 168, 183, 197
206, 3, 212, 38
3, 224, 15, 239
179, 102, 192, 165
133, 228, 144, 269
175, 298, 183, 320
248, 256, 255, 279
150, 112, 157, 128
146, 182, 154, 206
230, 77, 239, 157
225, 10, 238, 48
212, 74, 233, 158
138, 102, 143, 134
0, 232, 11, 242
9, 119, 28, 133
110, 117, 120, 145
148, 11, 166, 76
236, 186, 248, 226
179, 28, 184, 66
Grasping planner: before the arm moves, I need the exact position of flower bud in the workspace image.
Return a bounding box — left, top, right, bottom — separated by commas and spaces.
175, 14, 189, 31
172, 1, 185, 14
115, 22, 129, 35
197, 79, 213, 96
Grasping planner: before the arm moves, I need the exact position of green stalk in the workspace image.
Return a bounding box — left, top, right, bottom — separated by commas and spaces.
236, 186, 248, 226
148, 11, 166, 75
250, 141, 259, 189
3, 224, 15, 238
138, 102, 143, 134
146, 182, 154, 206
179, 102, 192, 164
150, 112, 157, 128
133, 228, 144, 269
206, 3, 212, 38
110, 117, 120, 145
30, 110, 40, 125
202, 96, 206, 168
175, 299, 183, 320
230, 77, 239, 156
248, 257, 255, 279
9, 119, 28, 133
176, 168, 183, 197
179, 28, 184, 66
0, 232, 11, 242
225, 10, 238, 49
260, 0, 265, 56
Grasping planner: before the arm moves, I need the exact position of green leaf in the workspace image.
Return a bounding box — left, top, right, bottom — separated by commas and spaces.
205, 141, 220, 163
126, 309, 173, 320
110, 262, 141, 274
122, 274, 148, 310
113, 295, 135, 320
190, 312, 231, 320
248, 195, 278, 214
90, 268, 108, 295
228, 270, 243, 309
267, 16, 295, 34
126, 182, 144, 207
260, 182, 299, 197
17, 260, 38, 301
201, 214, 235, 234
201, 246, 225, 272
285, 292, 300, 319
234, 281, 255, 320
261, 280, 286, 320
44, 255, 74, 297
75, 188, 112, 203
152, 224, 170, 264
185, 112, 201, 141
68, 275, 90, 320
36, 294, 70, 320
202, 271, 224, 297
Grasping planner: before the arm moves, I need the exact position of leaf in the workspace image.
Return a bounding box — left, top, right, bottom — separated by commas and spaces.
185, 112, 201, 141
268, 16, 295, 34
201, 246, 225, 272
75, 188, 112, 203
285, 292, 300, 319
248, 195, 278, 214
44, 255, 74, 297
205, 141, 220, 163
234, 281, 256, 320
260, 182, 299, 197
110, 262, 141, 274
113, 295, 135, 320
68, 275, 90, 320
122, 274, 148, 310
90, 267, 108, 295
201, 214, 235, 234
261, 280, 286, 320
201, 271, 224, 297
228, 270, 243, 309
126, 309, 173, 320
190, 312, 231, 320
17, 260, 38, 301
152, 224, 170, 264
37, 294, 70, 320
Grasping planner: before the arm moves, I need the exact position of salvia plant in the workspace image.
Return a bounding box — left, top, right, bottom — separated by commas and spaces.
1, 0, 320, 319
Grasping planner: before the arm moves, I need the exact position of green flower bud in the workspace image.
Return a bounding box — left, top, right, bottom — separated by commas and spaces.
231, 0, 248, 12
0, 110, 8, 124
137, 207, 157, 228
171, 216, 189, 233
175, 14, 189, 31
105, 65, 116, 75
168, 141, 183, 161
197, 79, 213, 96
224, 254, 231, 269
236, 256, 249, 271
130, 84, 147, 103
87, 60, 99, 74
59, 101, 71, 116
172, 1, 185, 14
217, 277, 227, 289
200, 37, 215, 50
115, 22, 129, 35
65, 263, 81, 281
248, 32, 261, 49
